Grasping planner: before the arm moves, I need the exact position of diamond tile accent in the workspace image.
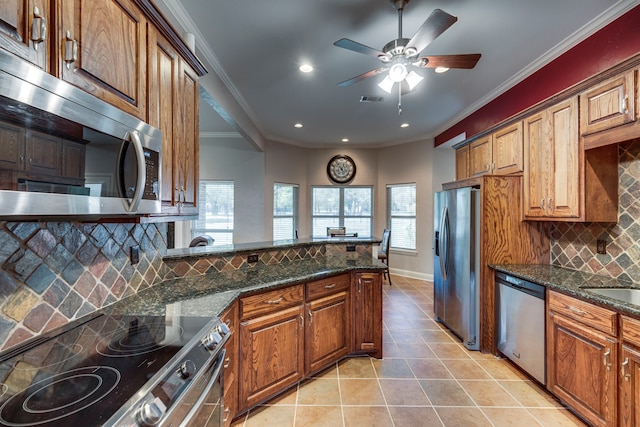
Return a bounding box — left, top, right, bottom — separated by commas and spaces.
551, 139, 640, 280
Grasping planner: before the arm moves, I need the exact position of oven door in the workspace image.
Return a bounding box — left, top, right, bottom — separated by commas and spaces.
161, 349, 225, 427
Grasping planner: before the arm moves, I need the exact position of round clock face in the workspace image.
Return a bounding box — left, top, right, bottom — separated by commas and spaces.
327, 155, 356, 184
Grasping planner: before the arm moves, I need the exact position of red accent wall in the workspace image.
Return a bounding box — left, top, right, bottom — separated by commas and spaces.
435, 4, 640, 146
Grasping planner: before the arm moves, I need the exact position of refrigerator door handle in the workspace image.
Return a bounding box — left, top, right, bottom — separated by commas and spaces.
439, 206, 450, 280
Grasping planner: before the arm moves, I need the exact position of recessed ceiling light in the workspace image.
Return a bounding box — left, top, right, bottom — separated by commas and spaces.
294, 123, 303, 128
435, 67, 449, 74
341, 138, 349, 142
400, 123, 410, 128
299, 64, 313, 73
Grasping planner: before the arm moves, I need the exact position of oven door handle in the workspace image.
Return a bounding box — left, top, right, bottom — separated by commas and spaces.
179, 349, 226, 427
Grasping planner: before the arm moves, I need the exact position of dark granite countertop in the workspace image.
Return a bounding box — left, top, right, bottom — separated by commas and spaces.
107, 256, 386, 318
164, 237, 382, 260
491, 264, 640, 318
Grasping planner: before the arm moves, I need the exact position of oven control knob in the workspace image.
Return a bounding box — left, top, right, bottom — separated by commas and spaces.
217, 322, 231, 336
137, 397, 166, 426
202, 331, 223, 350
179, 360, 197, 379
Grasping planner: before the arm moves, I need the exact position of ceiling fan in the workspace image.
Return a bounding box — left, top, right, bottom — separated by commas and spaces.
333, 0, 481, 113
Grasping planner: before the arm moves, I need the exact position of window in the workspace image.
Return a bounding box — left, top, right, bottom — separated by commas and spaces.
192, 181, 234, 246
273, 183, 299, 240
312, 186, 373, 238
387, 184, 416, 250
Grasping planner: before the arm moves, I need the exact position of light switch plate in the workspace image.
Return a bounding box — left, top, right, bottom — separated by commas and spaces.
596, 239, 607, 255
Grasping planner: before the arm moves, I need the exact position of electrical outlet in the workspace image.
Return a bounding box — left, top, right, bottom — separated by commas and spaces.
596, 239, 607, 255
130, 245, 140, 264
346, 245, 356, 252
247, 254, 259, 263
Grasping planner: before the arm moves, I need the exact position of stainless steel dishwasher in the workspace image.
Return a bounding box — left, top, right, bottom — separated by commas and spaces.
496, 271, 546, 384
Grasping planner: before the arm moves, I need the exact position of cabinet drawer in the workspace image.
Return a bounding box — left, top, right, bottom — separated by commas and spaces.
622, 315, 640, 348
549, 291, 617, 336
240, 285, 304, 319
306, 274, 350, 300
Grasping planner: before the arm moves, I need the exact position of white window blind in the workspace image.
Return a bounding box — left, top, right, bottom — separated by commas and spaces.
273, 183, 299, 240
387, 184, 416, 250
312, 186, 372, 238
192, 181, 234, 246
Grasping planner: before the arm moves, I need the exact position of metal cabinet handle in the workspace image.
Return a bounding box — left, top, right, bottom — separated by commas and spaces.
324, 284, 336, 289
223, 407, 231, 422
567, 305, 588, 316
603, 348, 612, 371
308, 311, 313, 325
539, 198, 545, 210
31, 6, 47, 50
358, 278, 362, 292
622, 357, 630, 381
623, 94, 629, 114
19, 156, 24, 164
267, 298, 283, 305
64, 31, 77, 69
548, 197, 553, 212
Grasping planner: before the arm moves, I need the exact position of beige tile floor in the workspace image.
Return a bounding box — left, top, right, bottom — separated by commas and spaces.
231, 275, 587, 427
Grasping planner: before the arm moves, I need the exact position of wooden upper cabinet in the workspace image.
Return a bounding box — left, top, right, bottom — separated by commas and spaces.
580, 70, 635, 135
469, 135, 492, 176
523, 98, 580, 219
0, 0, 49, 69
455, 145, 469, 180
460, 121, 523, 179
148, 26, 199, 215
57, 0, 147, 119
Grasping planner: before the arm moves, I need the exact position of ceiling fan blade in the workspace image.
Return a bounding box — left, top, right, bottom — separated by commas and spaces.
407, 9, 457, 55
337, 67, 388, 87
419, 54, 481, 69
334, 38, 385, 58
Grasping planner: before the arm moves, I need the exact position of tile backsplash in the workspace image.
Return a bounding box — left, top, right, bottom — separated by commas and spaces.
551, 139, 640, 282
0, 222, 166, 351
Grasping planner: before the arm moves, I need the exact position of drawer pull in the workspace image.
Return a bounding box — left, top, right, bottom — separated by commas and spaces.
324, 284, 337, 289
567, 305, 587, 316
267, 298, 283, 305
604, 348, 612, 371
224, 357, 231, 369
622, 357, 630, 381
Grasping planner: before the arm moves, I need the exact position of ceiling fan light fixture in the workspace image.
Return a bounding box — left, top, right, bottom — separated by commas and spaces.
405, 71, 423, 90
435, 66, 449, 73
388, 63, 408, 82
299, 64, 314, 73
378, 75, 395, 93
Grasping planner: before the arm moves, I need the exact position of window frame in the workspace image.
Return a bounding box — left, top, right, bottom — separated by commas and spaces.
192, 180, 235, 246
386, 183, 417, 251
273, 182, 299, 240
311, 185, 373, 238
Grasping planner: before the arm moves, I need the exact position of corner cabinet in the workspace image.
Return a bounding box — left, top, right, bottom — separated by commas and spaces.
148, 26, 199, 215
455, 145, 470, 180
352, 271, 382, 358
0, 0, 49, 70
547, 291, 618, 427
57, 0, 148, 119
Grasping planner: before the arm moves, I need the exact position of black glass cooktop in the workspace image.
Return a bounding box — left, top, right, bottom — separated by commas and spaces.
0, 313, 213, 427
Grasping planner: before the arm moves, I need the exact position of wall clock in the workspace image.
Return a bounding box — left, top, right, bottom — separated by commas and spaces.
327, 155, 356, 184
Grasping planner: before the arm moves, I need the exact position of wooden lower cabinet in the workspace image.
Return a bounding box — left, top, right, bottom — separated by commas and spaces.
305, 290, 351, 373
238, 304, 305, 410
619, 345, 640, 427
547, 292, 617, 427
352, 272, 382, 358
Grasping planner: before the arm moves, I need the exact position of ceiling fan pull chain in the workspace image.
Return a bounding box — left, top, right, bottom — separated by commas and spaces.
398, 84, 402, 115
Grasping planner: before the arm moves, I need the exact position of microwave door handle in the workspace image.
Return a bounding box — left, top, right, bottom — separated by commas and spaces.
119, 131, 146, 212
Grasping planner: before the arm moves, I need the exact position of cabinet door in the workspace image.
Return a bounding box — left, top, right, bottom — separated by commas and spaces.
469, 135, 492, 176
455, 146, 469, 180
620, 346, 640, 427
25, 130, 60, 176
0, 0, 48, 69
580, 70, 635, 135
58, 0, 147, 119
177, 60, 199, 210
547, 311, 617, 427
523, 111, 548, 218
352, 272, 382, 358
239, 305, 304, 410
0, 121, 25, 171
492, 121, 523, 175
305, 291, 351, 374
547, 97, 579, 218
61, 140, 85, 181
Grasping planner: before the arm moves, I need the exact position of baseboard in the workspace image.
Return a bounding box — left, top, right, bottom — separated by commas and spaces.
389, 268, 433, 282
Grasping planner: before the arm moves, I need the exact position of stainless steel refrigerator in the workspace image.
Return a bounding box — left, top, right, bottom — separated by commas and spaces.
433, 187, 480, 350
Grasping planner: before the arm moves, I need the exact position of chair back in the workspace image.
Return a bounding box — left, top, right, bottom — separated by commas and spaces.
381, 229, 390, 255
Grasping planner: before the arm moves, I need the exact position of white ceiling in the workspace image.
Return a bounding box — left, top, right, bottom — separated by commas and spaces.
154, 0, 633, 149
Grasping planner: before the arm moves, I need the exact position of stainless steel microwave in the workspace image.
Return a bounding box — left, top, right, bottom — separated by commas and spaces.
0, 50, 162, 219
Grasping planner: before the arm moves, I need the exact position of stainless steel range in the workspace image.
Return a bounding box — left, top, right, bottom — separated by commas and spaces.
0, 312, 230, 426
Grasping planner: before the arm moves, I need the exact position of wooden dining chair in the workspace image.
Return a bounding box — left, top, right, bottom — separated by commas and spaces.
378, 229, 391, 285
